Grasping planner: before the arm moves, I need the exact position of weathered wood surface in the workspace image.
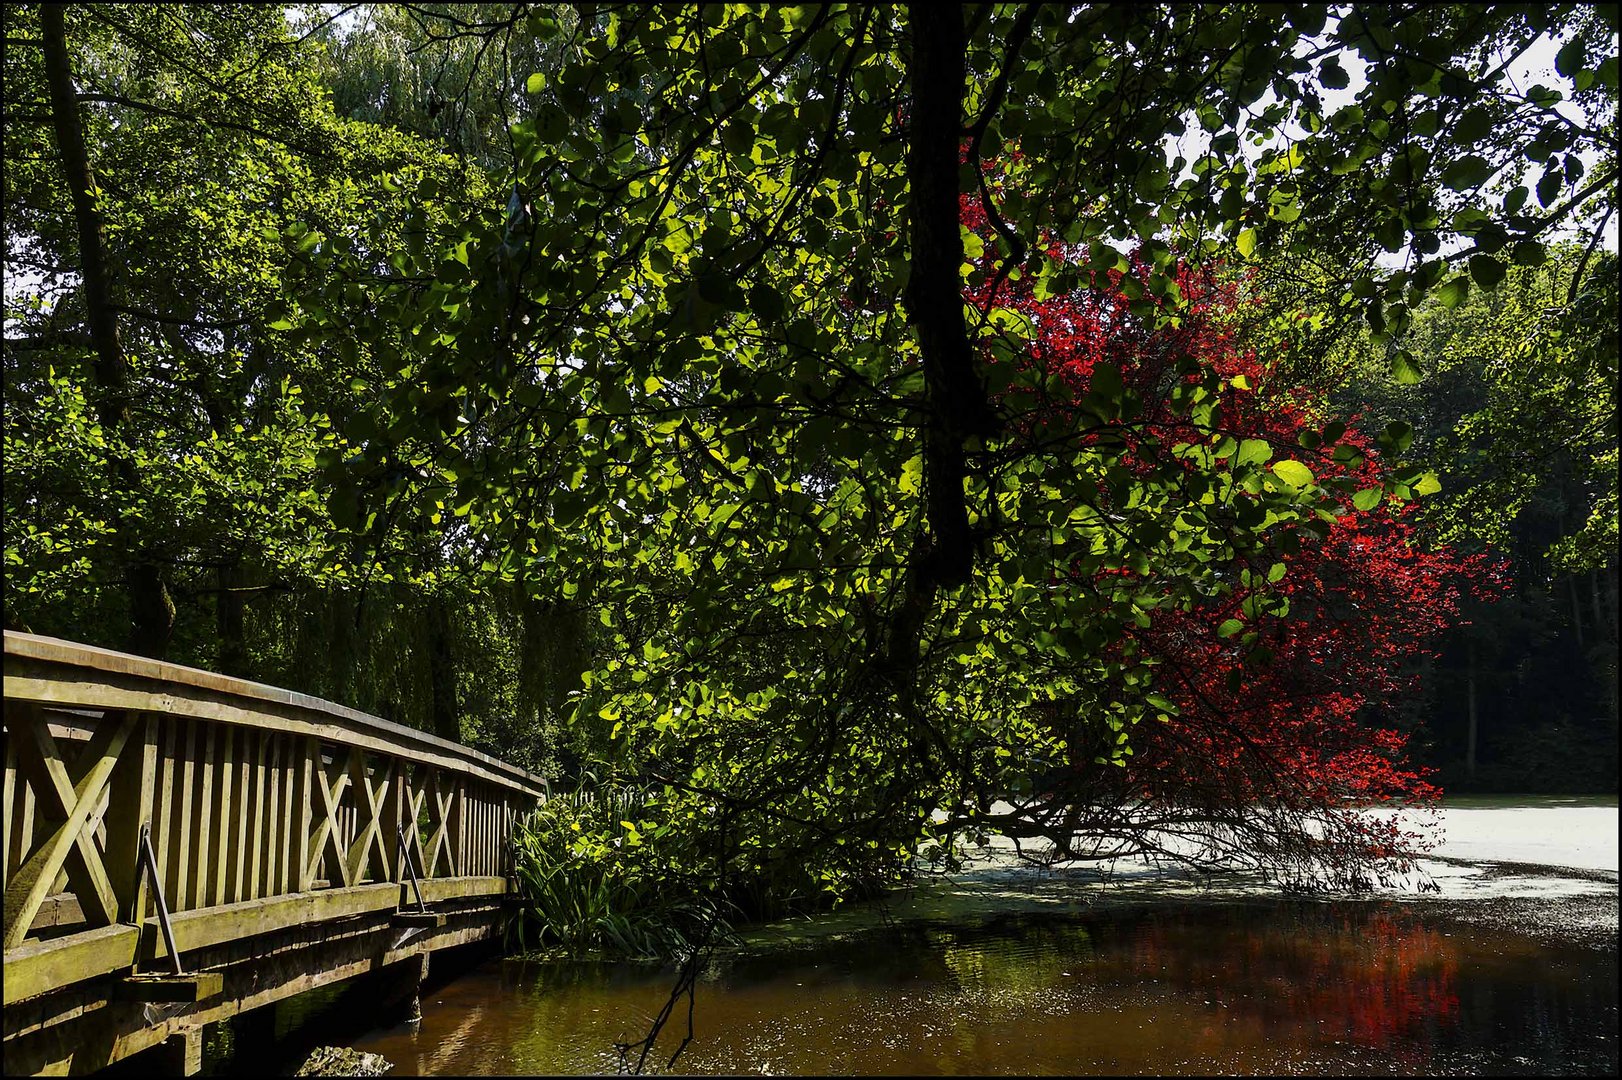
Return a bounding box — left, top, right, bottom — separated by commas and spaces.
2, 630, 549, 1073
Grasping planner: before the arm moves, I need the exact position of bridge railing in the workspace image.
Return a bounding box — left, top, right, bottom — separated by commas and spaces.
2, 630, 550, 960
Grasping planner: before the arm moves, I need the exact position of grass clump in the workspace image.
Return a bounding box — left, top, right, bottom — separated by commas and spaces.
507, 794, 728, 959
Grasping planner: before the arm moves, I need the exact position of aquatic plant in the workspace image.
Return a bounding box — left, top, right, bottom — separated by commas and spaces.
507, 794, 731, 959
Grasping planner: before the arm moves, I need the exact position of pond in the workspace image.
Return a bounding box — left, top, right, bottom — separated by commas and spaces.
346, 899, 1616, 1076
251, 799, 1616, 1076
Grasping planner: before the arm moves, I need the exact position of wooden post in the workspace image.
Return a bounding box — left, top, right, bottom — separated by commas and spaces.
106, 712, 157, 926
151, 719, 177, 911
3, 733, 15, 893
156, 1029, 203, 1077
279, 737, 297, 895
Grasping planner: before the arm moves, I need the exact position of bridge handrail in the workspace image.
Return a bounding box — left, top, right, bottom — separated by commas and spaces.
2, 630, 550, 968
3, 631, 547, 797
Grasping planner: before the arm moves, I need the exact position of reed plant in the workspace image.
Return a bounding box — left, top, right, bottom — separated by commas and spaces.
506, 794, 728, 959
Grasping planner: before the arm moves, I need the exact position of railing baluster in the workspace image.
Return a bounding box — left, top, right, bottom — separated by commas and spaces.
173, 721, 198, 913
235, 729, 255, 901
107, 712, 156, 925
230, 729, 251, 902
294, 737, 315, 892
279, 737, 297, 895
152, 719, 178, 917
455, 779, 466, 877
264, 734, 282, 898
209, 727, 234, 907
2, 631, 549, 962
193, 725, 216, 912
248, 729, 268, 900
15, 763, 33, 895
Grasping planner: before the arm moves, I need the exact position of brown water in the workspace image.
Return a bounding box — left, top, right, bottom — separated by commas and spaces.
344, 900, 1618, 1075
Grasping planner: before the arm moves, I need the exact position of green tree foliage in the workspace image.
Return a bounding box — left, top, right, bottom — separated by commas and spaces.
5, 3, 468, 649
1318, 248, 1618, 792
279, 1, 1615, 917
3, 4, 588, 765
298, 2, 573, 171
5, 5, 1617, 945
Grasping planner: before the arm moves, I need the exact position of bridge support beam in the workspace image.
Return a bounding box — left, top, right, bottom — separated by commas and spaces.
370, 951, 429, 1028
158, 1029, 203, 1076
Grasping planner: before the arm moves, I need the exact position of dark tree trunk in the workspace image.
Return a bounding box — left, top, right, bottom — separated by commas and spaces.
903, 1, 997, 595
41, 3, 175, 657
426, 595, 460, 744
216, 562, 249, 677
1569, 574, 1586, 650
1465, 639, 1479, 780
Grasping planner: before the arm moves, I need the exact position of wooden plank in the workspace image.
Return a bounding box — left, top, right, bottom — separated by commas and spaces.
229, 727, 251, 902
1, 923, 140, 1006
144, 881, 400, 959
279, 735, 297, 895
105, 712, 156, 924
382, 758, 402, 886
391, 910, 446, 928
453, 779, 466, 879
15, 757, 36, 898
114, 971, 224, 1002
479, 794, 490, 875
3, 732, 15, 891
502, 797, 513, 875
151, 718, 177, 918
262, 733, 281, 899
292, 737, 315, 892
170, 720, 196, 913
246, 729, 267, 900
209, 725, 234, 908
191, 723, 217, 912
412, 875, 507, 904
27, 892, 85, 932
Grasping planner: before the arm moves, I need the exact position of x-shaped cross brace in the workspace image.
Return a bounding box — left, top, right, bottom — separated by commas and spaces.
4, 709, 135, 948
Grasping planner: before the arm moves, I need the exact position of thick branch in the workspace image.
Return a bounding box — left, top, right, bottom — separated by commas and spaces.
41, 4, 127, 430
41, 2, 175, 657
904, 1, 996, 595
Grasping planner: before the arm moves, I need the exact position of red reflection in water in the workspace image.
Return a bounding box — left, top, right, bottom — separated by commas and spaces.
1117, 907, 1459, 1066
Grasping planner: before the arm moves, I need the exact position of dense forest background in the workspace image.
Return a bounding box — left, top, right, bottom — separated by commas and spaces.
4, 3, 1616, 798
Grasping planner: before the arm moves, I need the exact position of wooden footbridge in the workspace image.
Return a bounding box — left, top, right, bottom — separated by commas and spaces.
2, 630, 550, 1075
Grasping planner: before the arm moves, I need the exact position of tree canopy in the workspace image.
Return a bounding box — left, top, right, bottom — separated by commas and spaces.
4, 3, 1617, 930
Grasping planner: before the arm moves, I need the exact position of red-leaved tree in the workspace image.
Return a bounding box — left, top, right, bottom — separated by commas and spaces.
961, 197, 1501, 887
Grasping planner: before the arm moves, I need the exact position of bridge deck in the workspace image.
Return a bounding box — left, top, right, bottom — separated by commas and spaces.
1, 631, 549, 1074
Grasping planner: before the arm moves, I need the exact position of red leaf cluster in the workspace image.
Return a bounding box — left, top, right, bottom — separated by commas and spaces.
963, 195, 1503, 876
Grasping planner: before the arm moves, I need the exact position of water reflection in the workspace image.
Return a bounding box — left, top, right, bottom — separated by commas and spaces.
345, 901, 1617, 1076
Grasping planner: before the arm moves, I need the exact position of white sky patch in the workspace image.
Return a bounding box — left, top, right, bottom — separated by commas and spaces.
1162, 18, 1619, 262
